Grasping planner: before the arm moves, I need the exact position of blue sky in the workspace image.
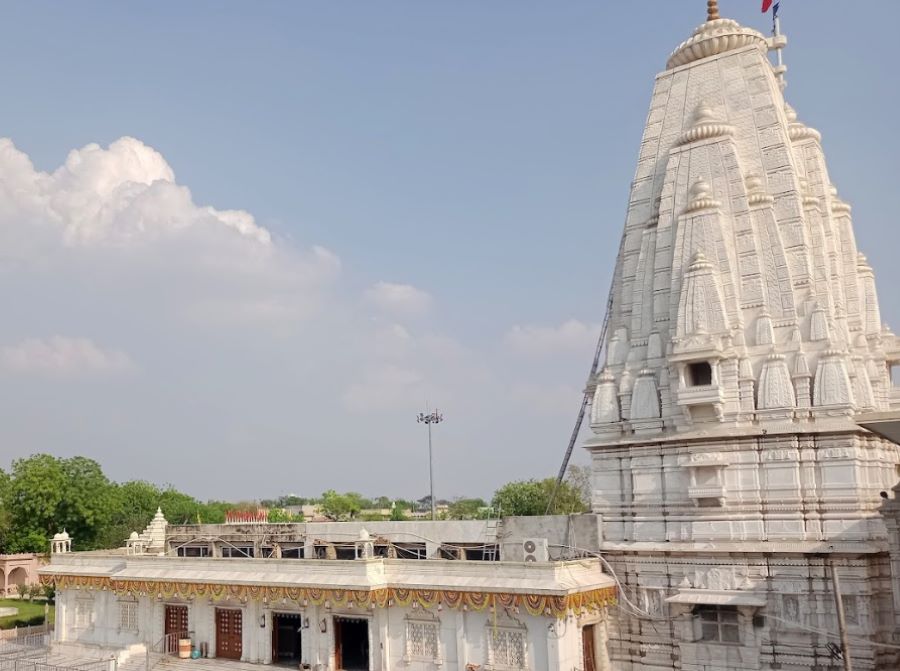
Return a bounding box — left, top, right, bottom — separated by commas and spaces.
0, 1, 898, 500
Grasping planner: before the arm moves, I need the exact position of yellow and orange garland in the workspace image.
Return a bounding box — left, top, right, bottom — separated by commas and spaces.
41, 574, 615, 619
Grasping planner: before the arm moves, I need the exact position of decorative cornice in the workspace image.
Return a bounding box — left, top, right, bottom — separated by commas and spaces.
799, 178, 820, 208
676, 102, 734, 146
42, 574, 617, 619
667, 18, 768, 70
684, 178, 720, 213
829, 184, 852, 214
785, 104, 822, 143
745, 173, 773, 207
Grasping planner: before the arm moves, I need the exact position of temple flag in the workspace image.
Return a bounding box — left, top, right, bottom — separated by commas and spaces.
762, 0, 773, 11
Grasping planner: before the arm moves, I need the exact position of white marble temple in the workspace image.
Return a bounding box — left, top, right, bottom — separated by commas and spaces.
585, 3, 900, 670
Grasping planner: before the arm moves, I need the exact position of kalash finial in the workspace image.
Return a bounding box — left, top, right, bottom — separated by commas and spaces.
707, 0, 720, 21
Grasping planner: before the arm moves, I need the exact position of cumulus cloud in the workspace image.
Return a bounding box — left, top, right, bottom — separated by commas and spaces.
0, 137, 273, 247
505, 319, 601, 356
364, 281, 432, 316
0, 133, 584, 498
0, 337, 135, 376
0, 137, 341, 331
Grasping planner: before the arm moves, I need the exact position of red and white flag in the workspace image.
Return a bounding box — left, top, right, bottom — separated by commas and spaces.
762, 0, 773, 11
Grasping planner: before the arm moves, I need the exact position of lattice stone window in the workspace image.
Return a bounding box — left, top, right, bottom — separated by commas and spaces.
485, 626, 528, 670
119, 599, 138, 631
403, 617, 442, 664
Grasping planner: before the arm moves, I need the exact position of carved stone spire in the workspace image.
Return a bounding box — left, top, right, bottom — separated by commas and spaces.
588, 5, 899, 441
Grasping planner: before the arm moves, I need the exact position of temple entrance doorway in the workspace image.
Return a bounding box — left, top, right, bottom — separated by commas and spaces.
582, 623, 597, 671
334, 617, 369, 670
272, 612, 302, 666
215, 608, 243, 660
164, 605, 189, 654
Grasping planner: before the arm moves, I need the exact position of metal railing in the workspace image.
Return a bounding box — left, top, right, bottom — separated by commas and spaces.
0, 662, 112, 671
145, 631, 190, 671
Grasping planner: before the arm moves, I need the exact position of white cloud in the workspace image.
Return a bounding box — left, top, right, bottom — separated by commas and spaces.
364, 281, 432, 316
505, 319, 601, 356
0, 137, 273, 247
0, 133, 583, 498
0, 337, 136, 376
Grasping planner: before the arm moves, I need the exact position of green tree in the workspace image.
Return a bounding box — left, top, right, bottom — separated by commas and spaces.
389, 505, 408, 521
319, 490, 363, 521
57, 457, 116, 550
0, 468, 10, 553
491, 477, 587, 517
447, 498, 490, 520
2, 454, 119, 552
4, 454, 67, 552
267, 508, 304, 523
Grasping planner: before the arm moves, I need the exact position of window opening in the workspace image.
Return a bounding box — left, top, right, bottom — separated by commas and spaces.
222, 545, 254, 559
404, 617, 441, 663
176, 545, 210, 558
394, 543, 427, 560
118, 599, 138, 631
687, 361, 713, 386
486, 625, 527, 669
695, 605, 739, 643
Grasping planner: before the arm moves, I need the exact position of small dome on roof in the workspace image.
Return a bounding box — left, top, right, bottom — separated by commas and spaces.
52, 532, 62, 541
59, 530, 70, 541
129, 531, 140, 540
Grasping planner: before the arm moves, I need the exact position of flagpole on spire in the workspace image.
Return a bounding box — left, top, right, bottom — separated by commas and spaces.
770, 2, 787, 89
707, 0, 720, 21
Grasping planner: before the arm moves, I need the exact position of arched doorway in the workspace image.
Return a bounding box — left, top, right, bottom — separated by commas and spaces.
7, 567, 29, 596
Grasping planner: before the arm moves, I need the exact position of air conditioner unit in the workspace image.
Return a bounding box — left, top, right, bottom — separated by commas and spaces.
522, 538, 548, 563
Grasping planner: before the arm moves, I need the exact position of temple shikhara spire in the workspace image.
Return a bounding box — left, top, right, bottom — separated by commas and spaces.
585, 3, 900, 669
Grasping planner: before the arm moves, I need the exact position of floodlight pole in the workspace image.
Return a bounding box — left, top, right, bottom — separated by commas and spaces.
417, 409, 443, 520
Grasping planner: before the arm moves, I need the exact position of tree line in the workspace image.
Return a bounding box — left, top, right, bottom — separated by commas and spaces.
0, 454, 590, 553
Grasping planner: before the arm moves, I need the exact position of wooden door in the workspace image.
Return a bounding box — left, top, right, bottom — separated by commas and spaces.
164, 605, 189, 653
582, 624, 596, 671
333, 617, 342, 669
216, 608, 243, 660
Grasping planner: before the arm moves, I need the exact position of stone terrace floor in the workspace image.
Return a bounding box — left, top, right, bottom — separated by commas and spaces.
155, 658, 284, 670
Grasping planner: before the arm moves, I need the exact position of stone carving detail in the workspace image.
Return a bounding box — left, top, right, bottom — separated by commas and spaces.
746, 173, 774, 207
606, 328, 628, 366
857, 254, 882, 336
809, 303, 830, 341
667, 17, 768, 69
792, 352, 812, 408
591, 369, 620, 425
785, 103, 822, 143
813, 351, 854, 407
587, 4, 900, 440
756, 312, 775, 346
676, 251, 727, 336
683, 179, 720, 214
758, 353, 796, 409
850, 357, 875, 409
676, 102, 734, 146
630, 370, 661, 420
